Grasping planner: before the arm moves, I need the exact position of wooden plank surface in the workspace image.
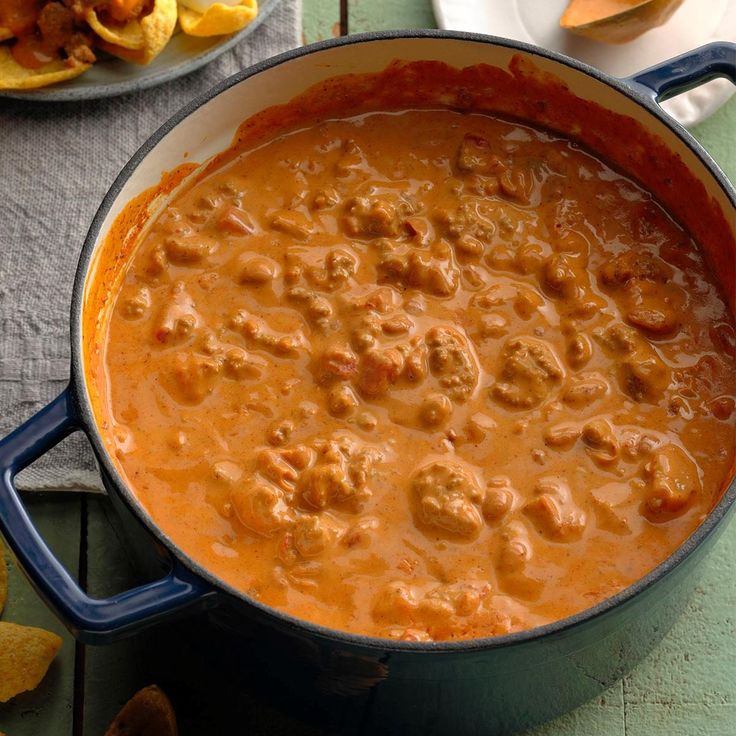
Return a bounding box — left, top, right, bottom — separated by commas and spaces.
1, 2, 735, 735
302, 0, 341, 43
349, 0, 435, 31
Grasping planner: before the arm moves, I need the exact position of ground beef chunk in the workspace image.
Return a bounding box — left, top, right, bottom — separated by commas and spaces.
426, 326, 479, 403
626, 303, 679, 337
418, 393, 453, 428
153, 282, 200, 345
356, 348, 404, 398
561, 372, 609, 409
492, 337, 563, 409
599, 323, 670, 403
292, 514, 339, 558
342, 196, 402, 238
257, 446, 311, 492
378, 248, 459, 298
306, 249, 358, 292
482, 476, 516, 522
523, 477, 587, 543
105, 0, 149, 23
543, 422, 581, 451
164, 234, 214, 265
455, 134, 506, 175
599, 252, 681, 337
317, 344, 359, 383
230, 480, 292, 537
64, 31, 96, 66
581, 417, 620, 467
494, 521, 544, 601
372, 580, 489, 632
161, 352, 221, 405
230, 311, 307, 358
298, 439, 379, 512
119, 285, 151, 320
599, 251, 671, 288
38, 2, 74, 48
642, 445, 701, 520
411, 461, 484, 539
237, 255, 279, 284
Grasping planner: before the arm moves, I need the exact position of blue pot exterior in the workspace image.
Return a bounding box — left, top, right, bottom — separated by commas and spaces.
0, 32, 734, 735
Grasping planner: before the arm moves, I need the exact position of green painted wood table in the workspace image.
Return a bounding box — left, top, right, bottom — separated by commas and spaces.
1, 2, 735, 734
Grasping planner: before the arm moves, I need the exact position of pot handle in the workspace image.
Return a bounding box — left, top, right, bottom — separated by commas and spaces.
0, 387, 216, 643
625, 41, 736, 104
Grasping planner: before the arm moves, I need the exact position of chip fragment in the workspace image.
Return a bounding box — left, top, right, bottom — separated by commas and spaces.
0, 46, 91, 90
178, 0, 258, 37
104, 685, 178, 736
0, 622, 62, 703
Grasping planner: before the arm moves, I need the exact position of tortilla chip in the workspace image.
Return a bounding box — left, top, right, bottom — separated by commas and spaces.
104, 685, 178, 736
0, 27, 13, 42
0, 47, 91, 90
100, 0, 177, 65
0, 622, 62, 703
0, 543, 7, 616
178, 1, 258, 37
86, 10, 145, 50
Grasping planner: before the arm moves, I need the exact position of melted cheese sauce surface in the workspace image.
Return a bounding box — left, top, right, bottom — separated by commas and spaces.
94, 110, 736, 641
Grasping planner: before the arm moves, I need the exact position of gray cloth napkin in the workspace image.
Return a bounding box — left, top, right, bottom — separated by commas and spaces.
0, 0, 302, 492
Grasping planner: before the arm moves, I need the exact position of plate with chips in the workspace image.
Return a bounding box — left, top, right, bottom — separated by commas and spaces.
0, 0, 283, 101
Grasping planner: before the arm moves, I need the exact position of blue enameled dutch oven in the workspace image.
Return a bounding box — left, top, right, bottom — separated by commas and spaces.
0, 32, 734, 735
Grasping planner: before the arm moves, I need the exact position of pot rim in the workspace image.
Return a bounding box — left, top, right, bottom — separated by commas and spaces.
70, 29, 736, 654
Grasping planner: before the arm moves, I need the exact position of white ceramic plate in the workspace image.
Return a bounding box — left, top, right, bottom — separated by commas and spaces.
0, 0, 283, 102
432, 0, 736, 126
